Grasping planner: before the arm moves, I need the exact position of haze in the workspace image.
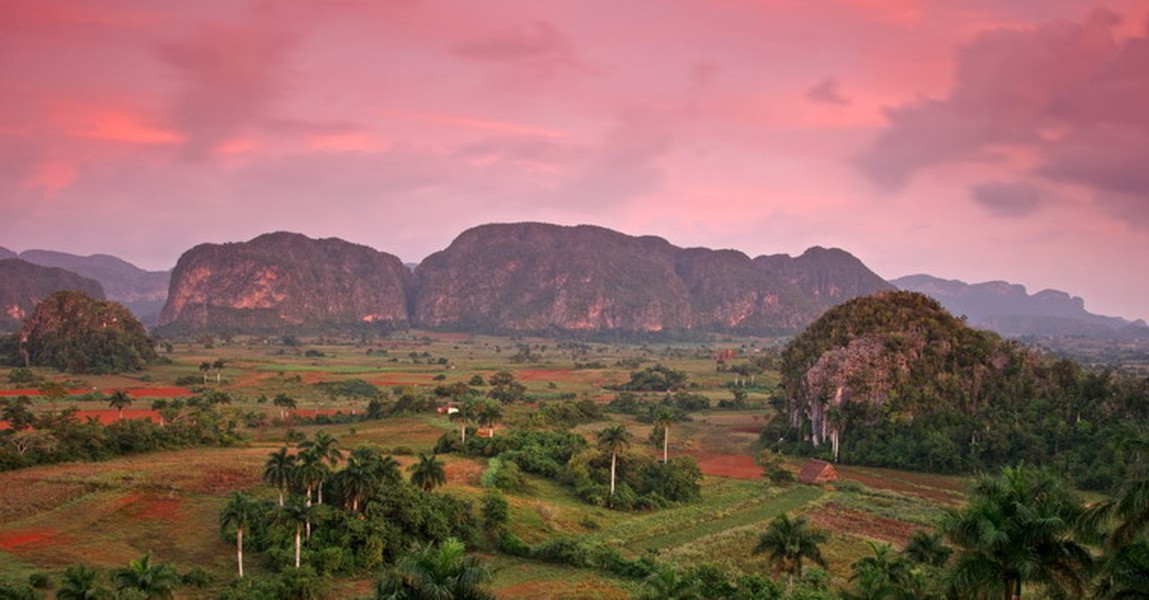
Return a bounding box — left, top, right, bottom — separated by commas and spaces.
2, 0, 1147, 321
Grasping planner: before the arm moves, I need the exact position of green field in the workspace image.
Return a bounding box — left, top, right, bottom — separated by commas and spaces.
0, 333, 963, 599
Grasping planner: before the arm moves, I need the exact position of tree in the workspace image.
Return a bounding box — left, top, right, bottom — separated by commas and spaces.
199, 362, 212, 384
753, 514, 829, 594
374, 537, 494, 600
37, 380, 69, 412
108, 390, 133, 421
0, 396, 35, 431
57, 564, 110, 600
476, 400, 503, 437
338, 447, 400, 512
212, 359, 226, 383
263, 446, 296, 506
113, 553, 181, 600
652, 407, 679, 464
848, 541, 918, 600
596, 424, 632, 499
409, 453, 447, 491
299, 431, 342, 504
272, 393, 298, 419
276, 496, 315, 569
637, 565, 702, 600
941, 466, 1091, 600
295, 449, 328, 539
901, 529, 950, 568
219, 492, 260, 579
449, 400, 473, 446
755, 449, 795, 486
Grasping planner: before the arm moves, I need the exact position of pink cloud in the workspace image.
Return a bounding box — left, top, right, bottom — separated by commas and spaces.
157, 19, 295, 159
856, 8, 1149, 227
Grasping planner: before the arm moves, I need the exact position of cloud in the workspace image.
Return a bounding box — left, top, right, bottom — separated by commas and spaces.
970, 181, 1046, 217
449, 20, 594, 78
157, 20, 295, 159
807, 77, 852, 105
855, 8, 1149, 225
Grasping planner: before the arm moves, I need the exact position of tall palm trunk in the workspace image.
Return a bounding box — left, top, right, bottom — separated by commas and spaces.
294, 526, 302, 568
610, 451, 617, 496
663, 426, 669, 463
237, 527, 244, 578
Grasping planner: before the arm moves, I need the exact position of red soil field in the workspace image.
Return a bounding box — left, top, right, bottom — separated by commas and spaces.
73, 409, 162, 425
686, 450, 762, 480
806, 502, 920, 544
0, 529, 60, 550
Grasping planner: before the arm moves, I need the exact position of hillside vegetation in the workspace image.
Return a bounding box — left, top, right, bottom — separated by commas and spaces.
771, 291, 1148, 489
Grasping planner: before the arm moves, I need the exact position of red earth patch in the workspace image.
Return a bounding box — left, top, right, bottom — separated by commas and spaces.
0, 530, 58, 550
686, 451, 762, 480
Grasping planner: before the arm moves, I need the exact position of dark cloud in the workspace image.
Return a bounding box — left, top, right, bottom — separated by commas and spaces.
970, 181, 1045, 217
856, 8, 1149, 225
807, 77, 851, 105
157, 20, 294, 159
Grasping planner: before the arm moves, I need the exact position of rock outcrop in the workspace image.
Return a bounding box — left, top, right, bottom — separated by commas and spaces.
412, 223, 893, 334
0, 259, 106, 332
158, 232, 410, 332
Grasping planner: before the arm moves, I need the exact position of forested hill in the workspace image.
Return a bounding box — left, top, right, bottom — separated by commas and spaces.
767, 290, 1149, 490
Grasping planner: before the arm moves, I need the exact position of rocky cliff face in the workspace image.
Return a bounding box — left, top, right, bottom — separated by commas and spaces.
158, 232, 410, 332
0, 259, 106, 332
18, 250, 171, 326
412, 223, 893, 334
413, 223, 694, 332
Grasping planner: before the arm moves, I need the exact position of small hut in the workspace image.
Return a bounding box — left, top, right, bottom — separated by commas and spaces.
797, 459, 839, 485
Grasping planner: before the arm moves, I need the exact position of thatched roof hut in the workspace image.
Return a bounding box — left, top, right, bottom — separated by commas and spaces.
798, 459, 839, 485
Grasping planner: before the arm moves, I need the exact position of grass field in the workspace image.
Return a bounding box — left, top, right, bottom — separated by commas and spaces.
0, 333, 959, 598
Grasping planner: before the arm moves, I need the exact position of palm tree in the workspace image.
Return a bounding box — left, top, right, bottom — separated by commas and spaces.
263, 446, 296, 506
272, 393, 297, 420
338, 447, 401, 512
108, 390, 132, 421
295, 448, 328, 539
449, 399, 473, 445
652, 407, 679, 463
113, 552, 181, 600
375, 537, 494, 600
300, 431, 343, 467
212, 358, 226, 383
753, 513, 829, 594
596, 424, 631, 498
901, 529, 951, 568
276, 496, 315, 569
199, 361, 212, 384
1094, 538, 1149, 599
848, 541, 918, 600
409, 453, 447, 491
219, 491, 260, 578
637, 565, 702, 600
476, 400, 503, 437
941, 465, 1091, 600
57, 564, 110, 600
299, 432, 342, 504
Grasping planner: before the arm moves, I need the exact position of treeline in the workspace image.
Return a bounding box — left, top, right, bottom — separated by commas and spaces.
770, 291, 1149, 490
0, 392, 241, 471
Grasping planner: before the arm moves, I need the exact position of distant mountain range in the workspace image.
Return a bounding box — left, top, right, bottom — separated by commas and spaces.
892, 274, 1145, 338
1, 226, 1141, 339
2, 248, 170, 327
160, 223, 893, 335
0, 258, 106, 331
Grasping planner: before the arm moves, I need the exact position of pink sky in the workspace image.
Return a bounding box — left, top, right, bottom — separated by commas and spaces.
2, 0, 1147, 321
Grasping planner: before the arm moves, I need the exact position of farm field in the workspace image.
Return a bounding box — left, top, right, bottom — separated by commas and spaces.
0, 332, 964, 598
